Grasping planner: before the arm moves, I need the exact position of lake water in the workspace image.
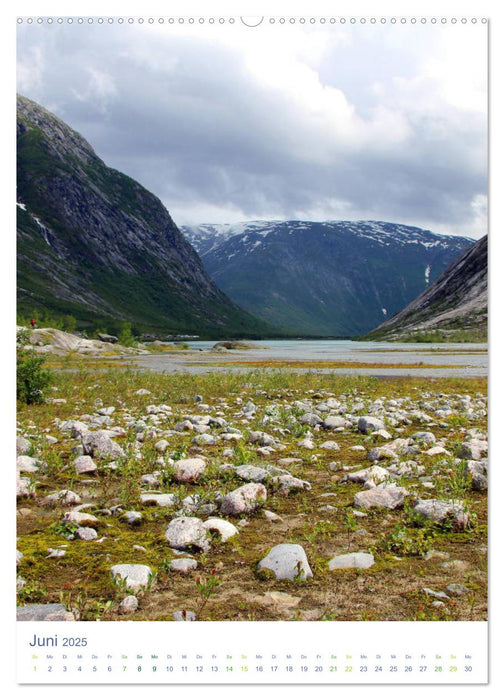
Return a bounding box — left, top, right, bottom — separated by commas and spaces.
130, 339, 488, 378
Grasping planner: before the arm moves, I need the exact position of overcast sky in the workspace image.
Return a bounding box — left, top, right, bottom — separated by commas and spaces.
16, 18, 487, 237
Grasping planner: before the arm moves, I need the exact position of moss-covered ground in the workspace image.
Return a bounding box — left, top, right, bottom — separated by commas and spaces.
17, 369, 487, 622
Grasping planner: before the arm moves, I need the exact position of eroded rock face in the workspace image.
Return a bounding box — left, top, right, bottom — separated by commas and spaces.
257, 544, 313, 581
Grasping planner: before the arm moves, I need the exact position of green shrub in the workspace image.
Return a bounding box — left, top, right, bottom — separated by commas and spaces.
16, 330, 52, 404
118, 322, 137, 347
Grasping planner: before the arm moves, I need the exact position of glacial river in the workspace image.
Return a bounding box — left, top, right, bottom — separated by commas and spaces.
128, 339, 488, 378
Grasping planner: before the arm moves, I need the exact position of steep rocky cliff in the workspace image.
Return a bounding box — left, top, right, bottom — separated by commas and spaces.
366, 235, 487, 341
16, 95, 277, 337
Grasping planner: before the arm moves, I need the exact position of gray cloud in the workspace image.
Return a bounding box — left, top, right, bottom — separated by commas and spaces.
17, 20, 487, 237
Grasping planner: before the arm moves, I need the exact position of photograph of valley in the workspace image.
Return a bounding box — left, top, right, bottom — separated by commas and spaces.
16, 17, 488, 623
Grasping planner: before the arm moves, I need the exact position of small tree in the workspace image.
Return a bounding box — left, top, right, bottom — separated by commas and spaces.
118, 322, 136, 347
16, 329, 52, 404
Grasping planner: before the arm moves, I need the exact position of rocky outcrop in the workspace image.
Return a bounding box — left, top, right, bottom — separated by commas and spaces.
367, 235, 487, 341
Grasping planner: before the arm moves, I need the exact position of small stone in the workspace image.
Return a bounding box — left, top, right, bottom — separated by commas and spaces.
16, 436, 32, 455
354, 486, 408, 510
328, 552, 375, 570
173, 458, 206, 483
140, 493, 177, 507
63, 511, 98, 526
421, 587, 450, 600
75, 527, 98, 541
203, 517, 239, 542
42, 490, 82, 508
300, 412, 322, 427
122, 511, 143, 525
155, 439, 169, 453
16, 455, 40, 473
164, 516, 210, 552
257, 544, 313, 581
16, 476, 35, 499
46, 548, 66, 558
323, 416, 348, 430
16, 603, 75, 621
110, 564, 153, 591
319, 441, 340, 451
263, 510, 282, 522
82, 430, 125, 459
172, 610, 197, 621
118, 595, 139, 614
189, 432, 213, 445
358, 416, 385, 434
347, 465, 390, 484
169, 558, 198, 573
220, 483, 267, 516
413, 499, 469, 531
411, 431, 437, 445
73, 455, 98, 474
445, 583, 470, 596
423, 550, 450, 561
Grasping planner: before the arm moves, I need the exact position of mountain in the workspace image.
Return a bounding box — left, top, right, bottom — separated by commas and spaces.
181, 220, 474, 336
365, 235, 487, 341
16, 95, 278, 338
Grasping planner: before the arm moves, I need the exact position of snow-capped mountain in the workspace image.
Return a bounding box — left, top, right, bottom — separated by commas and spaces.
181, 220, 474, 336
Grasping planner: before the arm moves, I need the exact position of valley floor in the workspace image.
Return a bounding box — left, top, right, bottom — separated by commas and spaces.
16, 369, 487, 622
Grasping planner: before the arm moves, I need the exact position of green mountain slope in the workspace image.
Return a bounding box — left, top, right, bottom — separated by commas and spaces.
16, 95, 279, 338
183, 221, 474, 336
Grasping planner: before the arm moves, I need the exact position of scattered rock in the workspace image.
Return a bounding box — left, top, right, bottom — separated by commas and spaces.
328, 552, 375, 570
412, 499, 470, 531
354, 486, 409, 510
42, 490, 82, 508
169, 558, 198, 573
118, 595, 139, 614
75, 527, 98, 541
16, 455, 40, 473
257, 544, 313, 581
16, 603, 75, 621
110, 564, 153, 591
172, 610, 197, 621
164, 516, 210, 552
173, 457, 206, 483
140, 493, 177, 507
220, 483, 267, 516
203, 517, 239, 542
358, 416, 385, 434
73, 455, 98, 474
82, 430, 125, 459
122, 511, 143, 525
16, 436, 32, 455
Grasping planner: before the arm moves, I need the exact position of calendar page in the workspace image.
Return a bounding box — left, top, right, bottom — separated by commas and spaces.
12, 0, 492, 690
